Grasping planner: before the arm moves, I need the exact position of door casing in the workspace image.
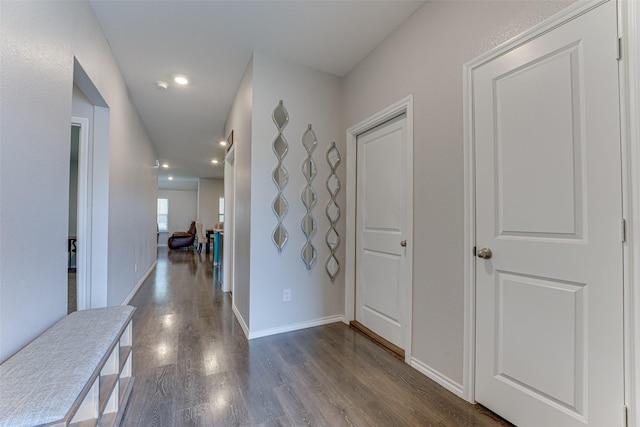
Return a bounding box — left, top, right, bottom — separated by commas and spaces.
464, 1, 640, 425
71, 117, 91, 311
345, 95, 414, 364
223, 144, 236, 295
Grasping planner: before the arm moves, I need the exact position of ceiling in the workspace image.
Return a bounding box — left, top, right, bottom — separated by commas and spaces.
90, 0, 425, 190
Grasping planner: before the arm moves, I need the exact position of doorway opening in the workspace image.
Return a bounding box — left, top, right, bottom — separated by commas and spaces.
68, 124, 80, 313
72, 58, 110, 309
69, 117, 91, 313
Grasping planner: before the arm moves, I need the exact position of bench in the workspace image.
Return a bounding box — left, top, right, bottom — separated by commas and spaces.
0, 306, 135, 427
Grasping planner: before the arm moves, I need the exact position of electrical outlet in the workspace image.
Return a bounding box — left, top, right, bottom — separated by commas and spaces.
283, 288, 291, 302
135, 263, 138, 273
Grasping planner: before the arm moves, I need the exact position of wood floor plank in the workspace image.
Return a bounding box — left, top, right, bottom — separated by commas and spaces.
243, 386, 286, 425
122, 364, 176, 427
175, 327, 209, 411
205, 370, 251, 426
120, 247, 511, 427
173, 403, 213, 427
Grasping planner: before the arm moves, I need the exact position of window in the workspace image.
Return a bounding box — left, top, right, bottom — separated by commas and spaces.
218, 196, 224, 222
157, 198, 168, 231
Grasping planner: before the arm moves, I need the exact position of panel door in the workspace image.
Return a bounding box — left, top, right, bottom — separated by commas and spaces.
355, 114, 408, 349
473, 1, 624, 426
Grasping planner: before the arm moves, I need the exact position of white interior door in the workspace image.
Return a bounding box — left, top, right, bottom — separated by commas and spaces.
355, 114, 409, 349
473, 1, 624, 426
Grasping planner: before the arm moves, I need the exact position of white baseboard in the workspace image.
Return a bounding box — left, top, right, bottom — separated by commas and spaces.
247, 315, 345, 340
122, 260, 156, 305
232, 304, 250, 338
410, 357, 465, 398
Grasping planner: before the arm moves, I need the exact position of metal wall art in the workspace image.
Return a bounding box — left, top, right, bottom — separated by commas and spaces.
271, 100, 289, 253
325, 142, 341, 281
301, 124, 318, 270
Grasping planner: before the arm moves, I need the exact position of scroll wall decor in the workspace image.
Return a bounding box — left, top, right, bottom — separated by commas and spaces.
325, 142, 341, 281
301, 124, 318, 270
271, 101, 290, 253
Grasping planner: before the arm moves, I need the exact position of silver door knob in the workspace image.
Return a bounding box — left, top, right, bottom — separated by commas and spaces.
400, 240, 407, 247
477, 248, 492, 259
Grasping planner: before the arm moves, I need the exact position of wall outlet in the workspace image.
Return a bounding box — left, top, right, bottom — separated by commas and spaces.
134, 263, 138, 273
283, 288, 291, 302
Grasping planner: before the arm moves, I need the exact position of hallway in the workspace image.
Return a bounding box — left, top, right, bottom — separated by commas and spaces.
121, 248, 510, 426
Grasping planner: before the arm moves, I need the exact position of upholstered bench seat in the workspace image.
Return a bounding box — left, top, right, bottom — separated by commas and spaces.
0, 306, 135, 427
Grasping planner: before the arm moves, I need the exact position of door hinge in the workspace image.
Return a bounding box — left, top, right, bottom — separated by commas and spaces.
620, 219, 627, 242
623, 405, 628, 427
617, 37, 623, 61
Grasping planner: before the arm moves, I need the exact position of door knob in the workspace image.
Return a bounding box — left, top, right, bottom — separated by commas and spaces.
400, 240, 407, 247
477, 248, 492, 259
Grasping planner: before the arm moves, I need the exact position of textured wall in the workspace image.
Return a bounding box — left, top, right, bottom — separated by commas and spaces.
343, 0, 574, 389
249, 52, 344, 333
0, 1, 157, 361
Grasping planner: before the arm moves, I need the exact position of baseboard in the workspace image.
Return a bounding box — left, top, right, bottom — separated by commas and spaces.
247, 315, 345, 339
232, 304, 250, 338
122, 260, 156, 305
350, 320, 404, 359
410, 357, 464, 398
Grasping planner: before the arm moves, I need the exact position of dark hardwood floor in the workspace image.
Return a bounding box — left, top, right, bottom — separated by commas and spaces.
121, 247, 511, 426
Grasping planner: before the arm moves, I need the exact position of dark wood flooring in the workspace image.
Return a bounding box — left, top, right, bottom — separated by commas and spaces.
121, 247, 511, 426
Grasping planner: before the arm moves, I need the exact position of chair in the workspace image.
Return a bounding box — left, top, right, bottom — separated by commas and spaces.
195, 221, 206, 253
168, 221, 196, 250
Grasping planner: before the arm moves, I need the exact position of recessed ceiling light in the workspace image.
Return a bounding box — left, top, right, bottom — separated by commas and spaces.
219, 140, 227, 146
168, 176, 174, 180
174, 75, 189, 85
161, 163, 170, 168
156, 81, 169, 90
211, 159, 219, 164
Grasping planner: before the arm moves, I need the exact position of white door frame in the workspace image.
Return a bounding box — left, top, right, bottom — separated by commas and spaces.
71, 116, 92, 311
620, 0, 640, 425
463, 2, 640, 425
223, 144, 236, 295
345, 95, 414, 363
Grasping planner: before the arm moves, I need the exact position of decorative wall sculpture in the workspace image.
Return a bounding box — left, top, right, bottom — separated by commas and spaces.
301, 124, 318, 270
271, 100, 289, 253
325, 142, 341, 281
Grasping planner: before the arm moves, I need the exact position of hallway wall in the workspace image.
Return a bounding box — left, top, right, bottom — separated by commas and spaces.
0, 1, 157, 361
342, 0, 573, 391
197, 178, 224, 232
158, 189, 198, 247
225, 57, 254, 328
249, 52, 344, 334
225, 52, 344, 335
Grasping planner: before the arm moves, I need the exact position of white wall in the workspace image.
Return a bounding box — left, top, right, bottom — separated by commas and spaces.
226, 52, 342, 335
0, 0, 157, 361
157, 189, 198, 246
224, 57, 253, 328
226, 52, 344, 335
342, 0, 573, 389
197, 178, 224, 231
